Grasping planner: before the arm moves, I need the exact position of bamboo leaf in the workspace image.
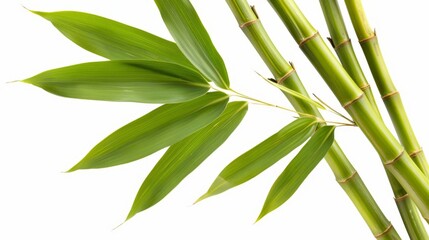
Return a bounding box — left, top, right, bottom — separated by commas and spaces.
68, 92, 229, 171
197, 117, 318, 202
31, 11, 194, 68
154, 0, 229, 88
127, 101, 248, 220
257, 73, 325, 110
257, 126, 336, 221
22, 60, 210, 103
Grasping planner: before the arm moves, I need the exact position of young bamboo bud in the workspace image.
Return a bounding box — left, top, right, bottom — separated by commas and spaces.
268, 0, 429, 223
226, 0, 400, 238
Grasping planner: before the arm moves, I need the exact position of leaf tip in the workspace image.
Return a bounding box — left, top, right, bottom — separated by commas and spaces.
66, 162, 82, 173
25, 8, 50, 19
113, 220, 127, 231
6, 80, 23, 84
193, 193, 210, 205
254, 212, 266, 223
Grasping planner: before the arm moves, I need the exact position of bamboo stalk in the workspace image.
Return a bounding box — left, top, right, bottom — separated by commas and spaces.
226, 1, 400, 238
319, 1, 429, 238
267, 0, 429, 223
319, 0, 379, 116
343, 0, 429, 177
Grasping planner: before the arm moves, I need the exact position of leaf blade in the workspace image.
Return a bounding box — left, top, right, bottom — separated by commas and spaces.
257, 125, 336, 221
23, 60, 210, 104
68, 92, 229, 171
32, 11, 194, 68
127, 101, 248, 220
197, 117, 318, 202
154, 0, 229, 88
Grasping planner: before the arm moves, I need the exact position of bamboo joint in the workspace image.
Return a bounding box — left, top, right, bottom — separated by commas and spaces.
381, 91, 399, 100
276, 68, 296, 84
409, 148, 423, 158
337, 171, 357, 184
342, 93, 364, 109
384, 150, 405, 166
298, 32, 319, 47
394, 193, 409, 203
360, 83, 370, 91
332, 38, 352, 50
358, 29, 377, 44
374, 223, 393, 239
240, 19, 259, 28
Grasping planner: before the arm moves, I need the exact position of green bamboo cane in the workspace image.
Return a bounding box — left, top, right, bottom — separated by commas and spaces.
319, 1, 429, 238
267, 0, 429, 224
226, 1, 400, 238
318, 0, 380, 117
343, 0, 429, 179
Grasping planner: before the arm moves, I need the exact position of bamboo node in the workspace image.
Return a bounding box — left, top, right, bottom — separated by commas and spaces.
409, 148, 423, 158
374, 223, 393, 239
337, 171, 357, 184
342, 93, 364, 109
381, 91, 399, 100
360, 84, 370, 91
334, 38, 351, 50
359, 29, 377, 44
299, 32, 319, 47
384, 150, 405, 166
240, 19, 259, 29
277, 68, 296, 85
394, 193, 409, 203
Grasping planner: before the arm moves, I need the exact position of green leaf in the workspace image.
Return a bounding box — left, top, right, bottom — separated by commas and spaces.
257, 126, 335, 221
197, 117, 318, 202
23, 60, 209, 104
257, 72, 325, 110
127, 101, 248, 220
32, 11, 194, 68
68, 92, 229, 171
155, 0, 229, 88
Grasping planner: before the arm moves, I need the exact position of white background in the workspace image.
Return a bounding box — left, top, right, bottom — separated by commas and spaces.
1, 0, 428, 239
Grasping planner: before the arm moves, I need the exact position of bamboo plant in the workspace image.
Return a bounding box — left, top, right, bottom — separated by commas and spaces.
11, 0, 429, 239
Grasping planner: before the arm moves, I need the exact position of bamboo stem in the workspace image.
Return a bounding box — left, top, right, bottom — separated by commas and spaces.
319, 0, 380, 118
344, 0, 429, 178
226, 1, 400, 238
268, 0, 429, 223
319, 1, 429, 238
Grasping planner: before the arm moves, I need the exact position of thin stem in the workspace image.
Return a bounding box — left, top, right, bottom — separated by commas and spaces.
313, 94, 354, 124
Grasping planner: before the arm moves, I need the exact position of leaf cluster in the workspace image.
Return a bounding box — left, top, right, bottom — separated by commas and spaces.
21, 0, 336, 223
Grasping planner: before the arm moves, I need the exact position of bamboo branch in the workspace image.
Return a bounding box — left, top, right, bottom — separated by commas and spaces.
226, 1, 400, 238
